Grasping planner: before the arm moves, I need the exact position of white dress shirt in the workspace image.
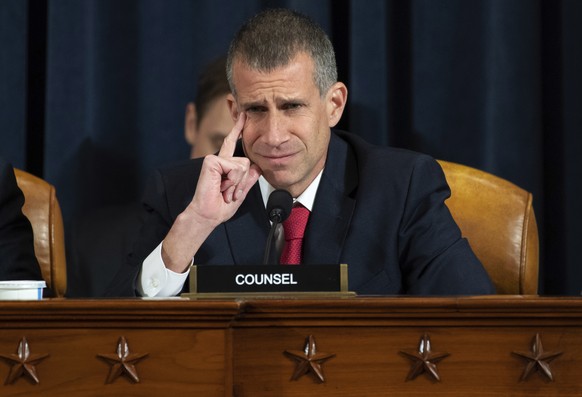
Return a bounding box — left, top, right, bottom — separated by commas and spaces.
138, 170, 323, 297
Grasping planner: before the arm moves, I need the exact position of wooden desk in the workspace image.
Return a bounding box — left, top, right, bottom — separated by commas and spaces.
1, 296, 582, 396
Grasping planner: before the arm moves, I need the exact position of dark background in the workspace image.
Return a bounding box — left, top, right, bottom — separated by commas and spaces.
1, 0, 580, 295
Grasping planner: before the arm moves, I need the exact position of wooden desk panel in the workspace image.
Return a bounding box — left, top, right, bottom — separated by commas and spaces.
233, 326, 582, 396
232, 297, 582, 396
0, 299, 239, 397
0, 328, 229, 397
2, 297, 582, 396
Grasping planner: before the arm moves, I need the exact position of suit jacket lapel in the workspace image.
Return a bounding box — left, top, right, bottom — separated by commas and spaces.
303, 133, 358, 264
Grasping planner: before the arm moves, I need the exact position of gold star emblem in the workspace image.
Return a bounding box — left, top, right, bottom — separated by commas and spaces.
284, 335, 335, 383
512, 333, 562, 381
400, 333, 450, 381
97, 336, 148, 383
0, 337, 49, 385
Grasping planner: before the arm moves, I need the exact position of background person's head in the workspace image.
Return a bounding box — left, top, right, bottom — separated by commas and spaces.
185, 56, 233, 159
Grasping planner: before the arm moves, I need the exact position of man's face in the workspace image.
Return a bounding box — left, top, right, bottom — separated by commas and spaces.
186, 94, 234, 159
229, 52, 346, 197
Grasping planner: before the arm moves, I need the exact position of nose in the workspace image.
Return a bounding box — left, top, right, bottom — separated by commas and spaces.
260, 113, 288, 147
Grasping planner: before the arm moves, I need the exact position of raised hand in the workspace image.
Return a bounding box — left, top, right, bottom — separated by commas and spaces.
188, 112, 261, 223
161, 112, 262, 272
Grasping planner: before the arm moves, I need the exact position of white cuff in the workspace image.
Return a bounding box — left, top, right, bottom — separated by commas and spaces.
138, 242, 191, 297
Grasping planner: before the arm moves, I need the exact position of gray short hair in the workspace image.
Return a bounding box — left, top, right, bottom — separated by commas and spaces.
226, 9, 338, 97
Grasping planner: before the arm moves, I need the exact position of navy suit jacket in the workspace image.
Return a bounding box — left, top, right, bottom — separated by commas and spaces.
0, 159, 43, 281
106, 130, 495, 296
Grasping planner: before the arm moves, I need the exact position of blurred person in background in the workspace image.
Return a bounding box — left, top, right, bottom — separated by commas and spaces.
66, 56, 233, 297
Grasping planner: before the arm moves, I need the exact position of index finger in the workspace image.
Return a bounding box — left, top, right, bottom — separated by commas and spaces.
218, 112, 246, 158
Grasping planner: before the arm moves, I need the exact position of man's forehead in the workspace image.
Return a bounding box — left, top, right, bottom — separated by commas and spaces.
233, 63, 318, 104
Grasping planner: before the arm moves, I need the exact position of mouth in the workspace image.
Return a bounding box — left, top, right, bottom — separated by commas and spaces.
262, 153, 295, 159
258, 152, 298, 166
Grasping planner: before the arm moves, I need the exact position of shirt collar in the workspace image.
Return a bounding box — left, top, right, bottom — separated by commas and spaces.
259, 169, 323, 212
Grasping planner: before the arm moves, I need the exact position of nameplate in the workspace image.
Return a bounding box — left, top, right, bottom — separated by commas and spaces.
187, 264, 349, 294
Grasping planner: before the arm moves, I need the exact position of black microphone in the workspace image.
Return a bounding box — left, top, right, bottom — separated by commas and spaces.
263, 189, 293, 264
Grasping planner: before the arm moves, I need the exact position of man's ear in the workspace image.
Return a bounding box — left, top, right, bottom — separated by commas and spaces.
226, 93, 239, 122
326, 82, 348, 128
184, 102, 197, 145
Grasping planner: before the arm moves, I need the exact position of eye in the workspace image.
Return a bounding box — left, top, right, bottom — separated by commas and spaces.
246, 105, 267, 113
282, 103, 302, 111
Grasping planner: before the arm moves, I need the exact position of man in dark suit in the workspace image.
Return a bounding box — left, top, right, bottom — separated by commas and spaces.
106, 9, 494, 297
0, 158, 44, 281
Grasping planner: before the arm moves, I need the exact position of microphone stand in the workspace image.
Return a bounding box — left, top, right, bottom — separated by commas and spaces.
263, 211, 284, 264
262, 189, 292, 264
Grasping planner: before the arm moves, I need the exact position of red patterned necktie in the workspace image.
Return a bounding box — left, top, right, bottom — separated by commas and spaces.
280, 204, 310, 264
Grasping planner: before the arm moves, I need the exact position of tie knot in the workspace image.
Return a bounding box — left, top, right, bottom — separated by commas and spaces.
282, 205, 310, 240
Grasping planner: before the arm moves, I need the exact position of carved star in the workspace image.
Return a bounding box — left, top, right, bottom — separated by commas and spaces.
512, 333, 563, 381
400, 333, 450, 381
284, 335, 335, 383
97, 336, 148, 383
0, 337, 49, 385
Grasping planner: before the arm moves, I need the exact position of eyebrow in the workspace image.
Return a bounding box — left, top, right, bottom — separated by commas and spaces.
240, 99, 267, 110
240, 96, 306, 109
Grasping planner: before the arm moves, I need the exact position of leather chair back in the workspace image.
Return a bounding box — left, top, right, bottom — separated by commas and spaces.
438, 160, 539, 294
14, 169, 67, 297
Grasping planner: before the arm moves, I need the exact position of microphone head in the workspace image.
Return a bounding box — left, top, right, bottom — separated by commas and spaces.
266, 189, 293, 223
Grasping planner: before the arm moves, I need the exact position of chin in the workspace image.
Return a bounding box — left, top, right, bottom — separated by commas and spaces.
263, 172, 294, 190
